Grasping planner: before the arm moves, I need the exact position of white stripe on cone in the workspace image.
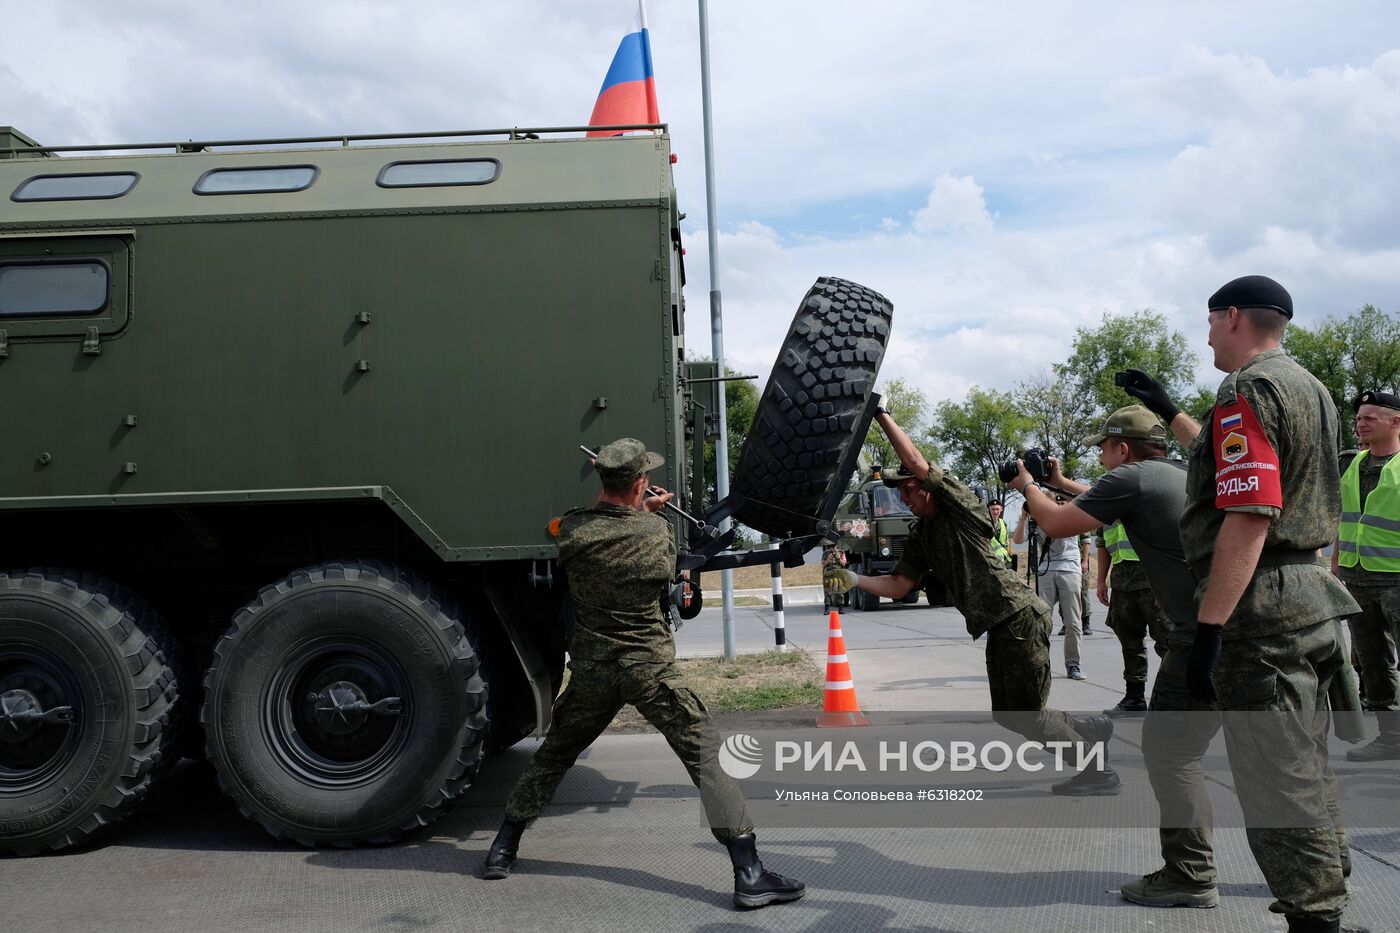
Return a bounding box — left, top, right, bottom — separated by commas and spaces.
825, 680, 854, 690
827, 654, 848, 663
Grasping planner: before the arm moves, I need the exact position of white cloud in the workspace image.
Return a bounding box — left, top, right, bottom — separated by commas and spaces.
911, 174, 994, 236
3, 2, 1399, 413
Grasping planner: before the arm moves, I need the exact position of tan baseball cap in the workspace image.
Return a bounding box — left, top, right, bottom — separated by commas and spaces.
1082, 405, 1167, 447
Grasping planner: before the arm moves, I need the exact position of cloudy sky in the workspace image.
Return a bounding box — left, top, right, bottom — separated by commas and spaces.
4, 1, 1398, 407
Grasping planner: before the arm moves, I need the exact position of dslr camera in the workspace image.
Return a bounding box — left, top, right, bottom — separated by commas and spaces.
997, 448, 1051, 485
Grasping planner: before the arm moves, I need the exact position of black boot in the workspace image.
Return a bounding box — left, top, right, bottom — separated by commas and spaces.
482, 817, 527, 879
1105, 684, 1148, 718
1070, 713, 1115, 745
1051, 762, 1122, 796
724, 833, 805, 908
1345, 720, 1400, 761
1284, 915, 1340, 932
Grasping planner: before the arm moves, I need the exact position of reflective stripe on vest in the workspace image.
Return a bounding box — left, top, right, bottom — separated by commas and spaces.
1103, 520, 1140, 565
1339, 452, 1400, 572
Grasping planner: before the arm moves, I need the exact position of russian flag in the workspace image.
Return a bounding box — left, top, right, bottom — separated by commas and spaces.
587, 1, 659, 137
1220, 412, 1243, 430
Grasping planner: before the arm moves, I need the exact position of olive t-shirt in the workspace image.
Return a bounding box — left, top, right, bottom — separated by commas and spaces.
1073, 458, 1196, 644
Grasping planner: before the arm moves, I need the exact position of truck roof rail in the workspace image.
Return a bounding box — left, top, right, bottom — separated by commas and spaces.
0, 124, 667, 158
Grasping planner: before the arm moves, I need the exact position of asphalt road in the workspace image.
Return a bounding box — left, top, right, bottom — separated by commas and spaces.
4, 600, 1398, 933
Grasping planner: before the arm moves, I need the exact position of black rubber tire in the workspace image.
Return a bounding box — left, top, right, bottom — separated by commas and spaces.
0, 569, 179, 856
853, 580, 880, 612
201, 561, 486, 847
732, 276, 893, 538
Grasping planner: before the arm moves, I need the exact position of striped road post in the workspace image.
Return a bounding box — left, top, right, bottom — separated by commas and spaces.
770, 562, 786, 650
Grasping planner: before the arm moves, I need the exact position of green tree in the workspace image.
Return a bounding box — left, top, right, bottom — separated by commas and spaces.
1054, 309, 1198, 462
931, 387, 1033, 496
862, 377, 938, 471
1016, 369, 1096, 479
688, 363, 761, 546
1285, 305, 1400, 438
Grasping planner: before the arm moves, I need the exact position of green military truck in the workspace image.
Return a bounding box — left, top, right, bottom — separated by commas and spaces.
830, 467, 950, 610
0, 124, 893, 854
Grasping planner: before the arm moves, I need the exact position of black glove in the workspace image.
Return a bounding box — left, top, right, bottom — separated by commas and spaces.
1117, 369, 1181, 423
1185, 622, 1222, 704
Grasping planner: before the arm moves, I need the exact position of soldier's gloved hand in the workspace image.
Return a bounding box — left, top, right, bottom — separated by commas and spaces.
823, 566, 858, 594
1185, 622, 1223, 704
873, 393, 891, 416
1118, 369, 1181, 423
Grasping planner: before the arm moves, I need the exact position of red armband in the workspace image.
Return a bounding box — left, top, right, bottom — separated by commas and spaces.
1213, 395, 1282, 509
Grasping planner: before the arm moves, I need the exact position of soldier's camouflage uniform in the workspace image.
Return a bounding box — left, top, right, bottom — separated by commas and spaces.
1103, 558, 1169, 687
1180, 348, 1361, 923
894, 465, 1082, 746
504, 503, 752, 840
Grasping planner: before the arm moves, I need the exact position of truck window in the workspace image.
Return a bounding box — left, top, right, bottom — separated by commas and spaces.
194, 165, 318, 195
376, 159, 499, 188
0, 261, 109, 315
12, 172, 139, 202
872, 487, 912, 517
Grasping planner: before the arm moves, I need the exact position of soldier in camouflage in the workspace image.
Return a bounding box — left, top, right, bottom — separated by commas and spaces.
1121, 275, 1360, 933
826, 404, 1120, 796
1094, 524, 1169, 715
482, 438, 804, 909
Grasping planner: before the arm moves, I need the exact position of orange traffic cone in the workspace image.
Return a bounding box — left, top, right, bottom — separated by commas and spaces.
817, 610, 870, 728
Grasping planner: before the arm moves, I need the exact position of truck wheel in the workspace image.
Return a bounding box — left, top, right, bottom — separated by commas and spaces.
202, 561, 486, 846
854, 583, 880, 612
733, 277, 893, 538
0, 570, 179, 856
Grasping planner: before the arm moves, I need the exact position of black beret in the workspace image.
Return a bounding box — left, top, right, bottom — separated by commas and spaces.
1208, 274, 1293, 319
1354, 390, 1400, 413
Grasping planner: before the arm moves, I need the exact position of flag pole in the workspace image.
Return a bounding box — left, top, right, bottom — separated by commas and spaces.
697, 0, 736, 660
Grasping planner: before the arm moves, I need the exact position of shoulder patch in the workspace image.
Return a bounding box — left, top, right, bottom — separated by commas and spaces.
1213, 395, 1282, 509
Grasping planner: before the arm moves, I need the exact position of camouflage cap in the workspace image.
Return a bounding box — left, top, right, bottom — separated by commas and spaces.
594, 437, 665, 486
1082, 405, 1168, 447
881, 464, 921, 487
1353, 390, 1400, 413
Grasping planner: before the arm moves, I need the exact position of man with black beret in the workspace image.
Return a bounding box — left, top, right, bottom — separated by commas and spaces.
1333, 390, 1400, 761
1118, 275, 1359, 932
482, 438, 804, 908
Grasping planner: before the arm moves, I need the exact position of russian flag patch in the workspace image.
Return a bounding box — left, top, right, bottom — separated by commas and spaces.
1219, 412, 1243, 430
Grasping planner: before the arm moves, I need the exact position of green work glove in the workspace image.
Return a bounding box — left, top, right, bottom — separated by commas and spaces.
823, 566, 858, 595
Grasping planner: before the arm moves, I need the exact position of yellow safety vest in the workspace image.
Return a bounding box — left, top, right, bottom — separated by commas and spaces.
991, 518, 1011, 565
1339, 452, 1400, 572
1103, 520, 1140, 565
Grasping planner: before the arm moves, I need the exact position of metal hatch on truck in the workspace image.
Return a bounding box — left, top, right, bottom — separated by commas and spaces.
0, 229, 134, 346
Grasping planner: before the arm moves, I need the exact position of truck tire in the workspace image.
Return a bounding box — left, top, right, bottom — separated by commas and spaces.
733, 276, 893, 538
0, 570, 179, 856
202, 561, 486, 847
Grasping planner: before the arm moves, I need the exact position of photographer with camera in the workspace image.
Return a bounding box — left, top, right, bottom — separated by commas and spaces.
825, 404, 1120, 796
1006, 405, 1221, 909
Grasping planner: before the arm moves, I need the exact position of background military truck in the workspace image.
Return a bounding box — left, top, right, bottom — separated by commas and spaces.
830, 468, 951, 610
0, 124, 893, 855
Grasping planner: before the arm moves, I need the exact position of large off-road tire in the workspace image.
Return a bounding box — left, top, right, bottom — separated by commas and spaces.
201, 561, 486, 847
732, 276, 893, 538
0, 570, 179, 856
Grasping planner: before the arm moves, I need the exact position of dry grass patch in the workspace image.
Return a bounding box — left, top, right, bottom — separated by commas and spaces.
584, 649, 824, 733
699, 562, 824, 592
